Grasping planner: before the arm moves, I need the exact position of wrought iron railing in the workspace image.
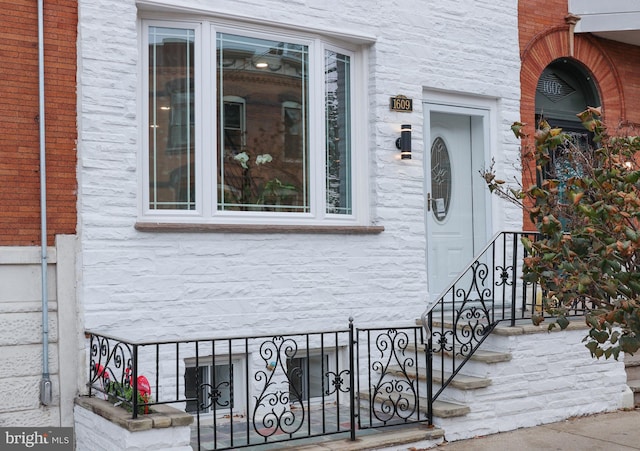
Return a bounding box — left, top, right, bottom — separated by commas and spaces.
87, 327, 356, 450
419, 230, 594, 423
87, 321, 436, 450
355, 326, 429, 429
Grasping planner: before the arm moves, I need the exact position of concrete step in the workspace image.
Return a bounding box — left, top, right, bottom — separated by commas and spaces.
386, 364, 492, 390
625, 363, 640, 382
407, 343, 512, 364
358, 390, 470, 419
628, 379, 640, 407
424, 318, 587, 333
625, 353, 640, 382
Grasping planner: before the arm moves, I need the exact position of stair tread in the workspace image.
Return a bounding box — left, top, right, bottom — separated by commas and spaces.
358, 390, 470, 418
627, 379, 640, 391
418, 317, 587, 336
433, 400, 471, 418
407, 343, 511, 363
387, 364, 492, 389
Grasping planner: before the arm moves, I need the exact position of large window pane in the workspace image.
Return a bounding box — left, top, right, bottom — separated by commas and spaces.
217, 33, 309, 212
325, 50, 351, 215
148, 27, 196, 210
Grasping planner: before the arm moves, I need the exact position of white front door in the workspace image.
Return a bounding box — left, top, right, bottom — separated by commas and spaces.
426, 109, 488, 298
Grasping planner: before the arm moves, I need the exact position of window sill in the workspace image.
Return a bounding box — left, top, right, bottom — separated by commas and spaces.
135, 222, 385, 235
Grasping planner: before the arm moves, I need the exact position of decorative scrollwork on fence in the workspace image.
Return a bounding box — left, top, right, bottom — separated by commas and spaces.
369, 329, 418, 424
432, 260, 493, 356
448, 261, 493, 357
89, 335, 133, 399
252, 336, 305, 439
325, 369, 350, 396
200, 380, 231, 411
454, 306, 491, 356
496, 264, 513, 287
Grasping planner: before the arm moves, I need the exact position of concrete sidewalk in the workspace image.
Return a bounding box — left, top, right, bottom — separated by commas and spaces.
436, 408, 640, 450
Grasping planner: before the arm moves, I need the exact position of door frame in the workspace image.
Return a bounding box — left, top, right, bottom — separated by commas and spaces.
423, 92, 497, 300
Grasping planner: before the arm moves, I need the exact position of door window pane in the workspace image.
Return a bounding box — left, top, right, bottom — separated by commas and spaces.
430, 137, 452, 222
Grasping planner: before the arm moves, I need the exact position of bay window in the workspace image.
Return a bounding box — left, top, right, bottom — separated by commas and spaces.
142, 19, 365, 224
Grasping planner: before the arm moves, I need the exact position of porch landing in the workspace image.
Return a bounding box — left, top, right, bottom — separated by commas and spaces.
191, 406, 444, 451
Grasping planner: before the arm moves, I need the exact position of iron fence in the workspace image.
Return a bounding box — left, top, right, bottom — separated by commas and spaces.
88, 326, 356, 450
87, 321, 438, 449
355, 326, 429, 429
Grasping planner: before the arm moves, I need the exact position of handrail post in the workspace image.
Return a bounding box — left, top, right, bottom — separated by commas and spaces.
348, 318, 356, 441
427, 312, 433, 424
349, 317, 357, 441
88, 334, 93, 398
420, 310, 434, 425
132, 344, 138, 419
510, 232, 518, 327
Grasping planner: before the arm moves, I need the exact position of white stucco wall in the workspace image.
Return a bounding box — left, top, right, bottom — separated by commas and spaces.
77, 0, 522, 339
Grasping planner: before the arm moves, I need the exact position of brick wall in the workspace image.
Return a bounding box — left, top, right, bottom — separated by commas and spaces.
519, 0, 640, 229
0, 0, 77, 246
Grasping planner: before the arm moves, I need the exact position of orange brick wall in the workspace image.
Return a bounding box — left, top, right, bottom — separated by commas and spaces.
0, 0, 77, 246
519, 0, 640, 229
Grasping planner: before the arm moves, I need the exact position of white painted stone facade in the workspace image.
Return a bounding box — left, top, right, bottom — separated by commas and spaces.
77, 0, 522, 338
432, 326, 628, 442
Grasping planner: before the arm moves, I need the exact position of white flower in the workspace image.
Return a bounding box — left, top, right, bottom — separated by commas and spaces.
234, 152, 249, 169
256, 154, 273, 165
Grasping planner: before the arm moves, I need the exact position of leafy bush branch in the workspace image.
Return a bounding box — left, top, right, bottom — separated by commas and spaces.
482, 107, 640, 359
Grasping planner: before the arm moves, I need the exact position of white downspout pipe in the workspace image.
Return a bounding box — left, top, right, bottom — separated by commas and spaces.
38, 0, 52, 406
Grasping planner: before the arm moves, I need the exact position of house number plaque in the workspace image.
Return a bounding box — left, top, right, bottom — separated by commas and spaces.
390, 95, 413, 112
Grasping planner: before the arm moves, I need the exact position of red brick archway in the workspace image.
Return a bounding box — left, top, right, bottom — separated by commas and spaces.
519, 27, 625, 229
521, 26, 625, 131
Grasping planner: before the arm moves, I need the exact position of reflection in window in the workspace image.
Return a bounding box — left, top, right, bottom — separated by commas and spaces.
217, 33, 309, 212
283, 102, 302, 161
223, 98, 246, 154
325, 50, 352, 215
148, 27, 195, 210
144, 23, 359, 221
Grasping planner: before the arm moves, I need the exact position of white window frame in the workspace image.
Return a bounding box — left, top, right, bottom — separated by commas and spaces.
139, 15, 370, 226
